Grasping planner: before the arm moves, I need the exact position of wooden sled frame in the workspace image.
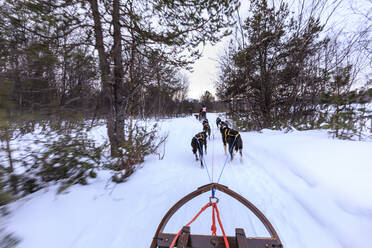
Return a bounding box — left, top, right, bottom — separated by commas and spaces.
150, 183, 283, 248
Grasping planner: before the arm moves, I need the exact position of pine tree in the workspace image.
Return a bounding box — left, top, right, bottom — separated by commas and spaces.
87, 0, 239, 156
217, 0, 327, 129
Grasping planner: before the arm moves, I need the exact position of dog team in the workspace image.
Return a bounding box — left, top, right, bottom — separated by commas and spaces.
191, 114, 243, 167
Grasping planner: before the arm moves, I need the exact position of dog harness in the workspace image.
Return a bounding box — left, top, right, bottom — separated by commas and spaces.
195, 134, 204, 140
224, 129, 240, 143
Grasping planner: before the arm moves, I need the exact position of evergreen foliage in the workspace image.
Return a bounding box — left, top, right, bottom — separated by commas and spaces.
200, 91, 215, 107
217, 0, 372, 138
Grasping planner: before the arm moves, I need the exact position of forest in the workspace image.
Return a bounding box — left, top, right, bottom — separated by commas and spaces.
216, 0, 372, 135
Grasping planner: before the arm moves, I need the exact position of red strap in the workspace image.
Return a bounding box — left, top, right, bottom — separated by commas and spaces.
212, 203, 229, 248
169, 202, 212, 248
169, 202, 229, 248
211, 203, 217, 236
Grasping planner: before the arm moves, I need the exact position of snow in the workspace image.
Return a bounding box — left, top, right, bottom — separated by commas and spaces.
4, 113, 372, 248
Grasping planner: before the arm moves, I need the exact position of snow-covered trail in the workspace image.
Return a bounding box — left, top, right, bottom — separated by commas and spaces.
5, 113, 372, 248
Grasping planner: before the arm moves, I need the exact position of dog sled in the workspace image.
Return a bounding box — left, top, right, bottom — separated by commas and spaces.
150, 183, 283, 248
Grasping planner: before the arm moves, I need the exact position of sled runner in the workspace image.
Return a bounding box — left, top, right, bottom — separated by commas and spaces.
150, 183, 283, 248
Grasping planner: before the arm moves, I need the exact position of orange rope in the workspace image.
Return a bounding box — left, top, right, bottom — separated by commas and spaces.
169, 202, 229, 248
169, 202, 212, 248
211, 203, 216, 236
213, 203, 229, 248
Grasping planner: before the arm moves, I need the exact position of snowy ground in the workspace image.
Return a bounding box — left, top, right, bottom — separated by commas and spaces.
4, 113, 372, 248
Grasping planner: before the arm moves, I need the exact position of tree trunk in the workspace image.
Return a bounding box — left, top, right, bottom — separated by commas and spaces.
112, 0, 126, 151
89, 0, 123, 157
128, 7, 136, 141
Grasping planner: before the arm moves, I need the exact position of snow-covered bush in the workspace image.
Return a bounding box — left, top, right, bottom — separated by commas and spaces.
319, 88, 372, 140
0, 122, 106, 195
108, 123, 167, 183
30, 129, 105, 193
0, 116, 167, 197
0, 229, 20, 248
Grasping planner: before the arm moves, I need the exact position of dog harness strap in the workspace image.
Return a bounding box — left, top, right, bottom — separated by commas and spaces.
196, 139, 203, 155
196, 138, 212, 183
217, 135, 238, 184
226, 129, 239, 137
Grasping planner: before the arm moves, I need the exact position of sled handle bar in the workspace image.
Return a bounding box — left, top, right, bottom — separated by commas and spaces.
150, 183, 281, 247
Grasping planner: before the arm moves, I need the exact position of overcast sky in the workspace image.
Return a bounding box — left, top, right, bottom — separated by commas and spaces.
186, 0, 249, 100
185, 40, 226, 100
186, 0, 371, 100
